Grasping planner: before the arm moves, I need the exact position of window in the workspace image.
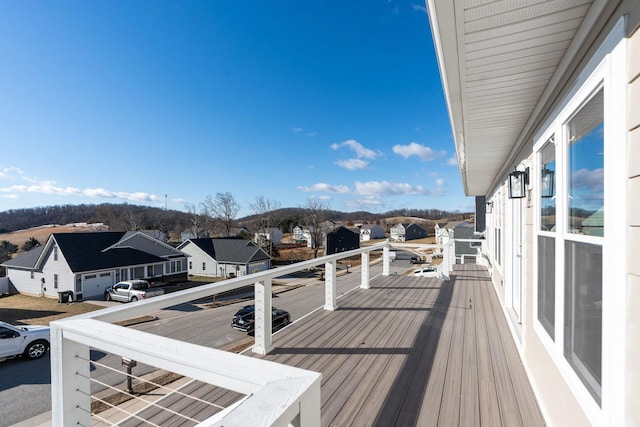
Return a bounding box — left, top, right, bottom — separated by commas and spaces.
202, 262, 206, 271
493, 190, 502, 267
564, 241, 602, 402
537, 235, 555, 339
540, 140, 556, 231
147, 266, 154, 277
53, 245, 58, 261
563, 89, 603, 402
537, 139, 556, 340
30, 271, 34, 279
54, 274, 58, 289
189, 261, 193, 270
567, 90, 604, 236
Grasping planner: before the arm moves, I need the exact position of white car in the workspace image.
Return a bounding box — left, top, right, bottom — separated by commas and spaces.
413, 267, 438, 278
0, 321, 50, 361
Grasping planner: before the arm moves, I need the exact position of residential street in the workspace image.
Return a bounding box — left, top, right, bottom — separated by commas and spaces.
2, 254, 415, 426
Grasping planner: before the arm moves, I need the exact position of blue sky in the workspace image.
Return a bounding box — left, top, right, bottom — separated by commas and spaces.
0, 1, 471, 217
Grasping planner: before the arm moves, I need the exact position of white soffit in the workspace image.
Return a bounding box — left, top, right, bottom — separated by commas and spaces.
428, 0, 594, 195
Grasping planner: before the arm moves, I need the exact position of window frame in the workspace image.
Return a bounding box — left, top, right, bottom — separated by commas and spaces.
531, 34, 627, 423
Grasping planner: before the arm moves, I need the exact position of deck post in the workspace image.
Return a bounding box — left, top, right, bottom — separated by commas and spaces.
50, 323, 91, 427
441, 240, 452, 281
360, 251, 370, 289
253, 277, 274, 355
324, 260, 337, 311
382, 244, 390, 276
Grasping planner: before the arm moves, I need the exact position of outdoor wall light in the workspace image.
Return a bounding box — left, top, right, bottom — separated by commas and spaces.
486, 201, 493, 213
508, 167, 528, 199
541, 167, 555, 198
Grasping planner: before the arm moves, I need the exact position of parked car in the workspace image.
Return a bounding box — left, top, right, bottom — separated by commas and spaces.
413, 267, 438, 278
0, 321, 50, 362
410, 256, 422, 264
231, 305, 290, 334
104, 280, 164, 303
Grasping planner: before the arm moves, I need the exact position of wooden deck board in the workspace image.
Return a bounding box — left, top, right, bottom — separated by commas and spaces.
118, 265, 545, 427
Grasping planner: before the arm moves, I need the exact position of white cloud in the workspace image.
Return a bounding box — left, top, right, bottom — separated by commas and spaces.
331, 139, 379, 160
0, 171, 164, 204
336, 158, 369, 170
297, 183, 350, 194
436, 178, 445, 186
447, 156, 458, 166
0, 167, 25, 180
354, 180, 429, 197
571, 168, 603, 192
412, 3, 427, 13
392, 142, 446, 161
293, 127, 317, 136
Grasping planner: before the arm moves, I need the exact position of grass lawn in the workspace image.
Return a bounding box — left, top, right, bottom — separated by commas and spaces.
0, 294, 103, 325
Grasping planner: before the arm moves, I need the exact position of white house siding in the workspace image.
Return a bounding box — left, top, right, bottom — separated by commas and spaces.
182, 243, 219, 277
7, 268, 44, 296
627, 21, 640, 426
41, 244, 76, 299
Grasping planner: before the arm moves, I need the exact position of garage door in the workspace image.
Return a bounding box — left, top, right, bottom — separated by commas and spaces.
82, 272, 114, 298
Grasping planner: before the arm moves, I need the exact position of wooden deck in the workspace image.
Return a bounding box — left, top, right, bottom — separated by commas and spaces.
119, 264, 545, 426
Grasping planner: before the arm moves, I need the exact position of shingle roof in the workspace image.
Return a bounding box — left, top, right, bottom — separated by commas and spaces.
53, 232, 167, 272
3, 232, 168, 273
1, 245, 45, 269
186, 238, 271, 263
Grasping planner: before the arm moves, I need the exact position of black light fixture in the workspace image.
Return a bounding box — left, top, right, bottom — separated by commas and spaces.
508, 166, 528, 199
486, 201, 493, 213
541, 167, 555, 198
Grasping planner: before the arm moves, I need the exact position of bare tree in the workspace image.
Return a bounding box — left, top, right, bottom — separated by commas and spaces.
202, 192, 240, 237
303, 198, 331, 258
249, 195, 281, 255
185, 203, 208, 239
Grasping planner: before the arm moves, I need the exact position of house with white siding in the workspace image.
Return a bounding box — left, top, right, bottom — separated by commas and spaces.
178, 238, 271, 278
358, 224, 386, 241
1, 231, 187, 301
427, 0, 640, 424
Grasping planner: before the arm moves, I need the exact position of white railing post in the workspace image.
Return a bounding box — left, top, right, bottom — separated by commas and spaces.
297, 374, 322, 427
382, 244, 390, 276
253, 278, 274, 355
441, 240, 452, 281
360, 251, 370, 289
50, 324, 91, 427
324, 260, 337, 311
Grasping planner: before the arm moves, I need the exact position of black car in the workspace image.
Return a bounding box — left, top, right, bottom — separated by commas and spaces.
231, 305, 291, 334
410, 256, 422, 264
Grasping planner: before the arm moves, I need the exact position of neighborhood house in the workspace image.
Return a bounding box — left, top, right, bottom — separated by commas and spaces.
1, 231, 188, 301
178, 238, 271, 278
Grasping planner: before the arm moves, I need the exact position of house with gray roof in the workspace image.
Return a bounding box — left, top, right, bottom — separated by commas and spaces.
177, 238, 271, 278
1, 231, 188, 301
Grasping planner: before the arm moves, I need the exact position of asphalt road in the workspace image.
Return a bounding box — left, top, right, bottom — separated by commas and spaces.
1, 252, 417, 426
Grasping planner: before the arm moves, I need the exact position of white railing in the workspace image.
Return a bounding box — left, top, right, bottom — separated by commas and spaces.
50, 240, 462, 426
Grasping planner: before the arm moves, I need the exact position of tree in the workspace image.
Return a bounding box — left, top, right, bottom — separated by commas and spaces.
302, 198, 331, 258
0, 240, 18, 254
249, 195, 281, 256
22, 237, 41, 252
202, 192, 240, 237
185, 203, 208, 239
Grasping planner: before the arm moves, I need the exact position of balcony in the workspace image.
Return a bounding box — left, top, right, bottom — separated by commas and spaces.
50, 241, 544, 426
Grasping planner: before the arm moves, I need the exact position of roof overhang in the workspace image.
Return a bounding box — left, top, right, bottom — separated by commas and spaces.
426, 0, 624, 196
